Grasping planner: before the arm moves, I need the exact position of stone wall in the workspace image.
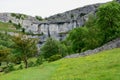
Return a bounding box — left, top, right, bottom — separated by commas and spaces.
65, 38, 120, 58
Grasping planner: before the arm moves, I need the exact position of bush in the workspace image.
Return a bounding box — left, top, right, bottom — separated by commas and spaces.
28, 61, 35, 67
48, 54, 62, 62
17, 64, 23, 70
35, 56, 43, 66
0, 67, 3, 72
41, 38, 68, 59
41, 38, 60, 59
4, 63, 15, 73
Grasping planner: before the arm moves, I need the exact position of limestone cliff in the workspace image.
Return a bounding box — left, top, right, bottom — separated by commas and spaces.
0, 2, 110, 46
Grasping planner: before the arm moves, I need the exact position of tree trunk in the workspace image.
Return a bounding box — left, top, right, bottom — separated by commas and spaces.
24, 57, 28, 68
6, 61, 9, 67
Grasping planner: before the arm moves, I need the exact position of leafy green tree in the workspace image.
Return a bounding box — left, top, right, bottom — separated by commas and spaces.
84, 26, 103, 50
67, 27, 88, 53
12, 35, 38, 68
41, 38, 67, 59
41, 38, 59, 59
96, 1, 120, 42
0, 33, 14, 66
0, 33, 13, 48
0, 45, 11, 63
58, 43, 68, 57
61, 40, 73, 55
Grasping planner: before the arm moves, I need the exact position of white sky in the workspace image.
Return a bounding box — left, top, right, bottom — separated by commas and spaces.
0, 0, 112, 18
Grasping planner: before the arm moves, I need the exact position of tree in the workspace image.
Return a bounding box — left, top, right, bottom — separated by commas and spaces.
0, 33, 14, 66
12, 35, 38, 68
0, 33, 13, 48
0, 45, 11, 64
41, 38, 67, 59
41, 38, 59, 59
67, 27, 88, 53
84, 26, 103, 50
85, 13, 96, 28
96, 1, 120, 42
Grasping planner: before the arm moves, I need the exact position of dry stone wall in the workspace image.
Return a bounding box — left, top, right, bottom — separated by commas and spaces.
65, 38, 120, 58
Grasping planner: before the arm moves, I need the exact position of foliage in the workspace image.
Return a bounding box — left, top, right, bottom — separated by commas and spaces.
28, 61, 35, 67
67, 27, 88, 53
85, 13, 96, 28
12, 35, 38, 68
58, 43, 68, 57
96, 1, 120, 42
0, 33, 13, 48
0, 45, 11, 62
35, 56, 43, 66
41, 37, 69, 60
35, 16, 43, 21
11, 13, 27, 20
13, 23, 22, 30
48, 54, 62, 62
84, 26, 103, 50
66, 1, 120, 53
0, 33, 15, 67
4, 63, 15, 73
1, 48, 120, 80
61, 40, 74, 55
0, 21, 18, 32
17, 64, 23, 70
41, 38, 59, 59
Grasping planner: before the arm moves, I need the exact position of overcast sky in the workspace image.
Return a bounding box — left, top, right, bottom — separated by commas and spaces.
0, 0, 112, 18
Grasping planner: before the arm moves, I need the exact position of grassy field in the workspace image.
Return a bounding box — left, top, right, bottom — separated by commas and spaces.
0, 21, 18, 32
0, 48, 120, 80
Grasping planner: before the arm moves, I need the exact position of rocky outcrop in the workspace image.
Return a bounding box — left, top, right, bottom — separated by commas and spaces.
0, 1, 115, 46
0, 3, 102, 44
116, 0, 120, 3
46, 3, 101, 26
65, 38, 120, 58
0, 13, 39, 34
34, 3, 102, 43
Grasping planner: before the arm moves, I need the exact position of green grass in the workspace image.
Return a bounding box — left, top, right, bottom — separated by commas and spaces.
0, 48, 120, 80
0, 62, 59, 80
0, 22, 18, 32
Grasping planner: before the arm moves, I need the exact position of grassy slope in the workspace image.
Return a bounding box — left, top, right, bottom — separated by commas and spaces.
0, 48, 120, 80
0, 22, 18, 32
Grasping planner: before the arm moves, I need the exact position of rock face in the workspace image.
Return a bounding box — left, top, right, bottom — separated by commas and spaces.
65, 38, 120, 58
0, 13, 39, 34
116, 0, 120, 3
46, 3, 101, 26
0, 3, 102, 45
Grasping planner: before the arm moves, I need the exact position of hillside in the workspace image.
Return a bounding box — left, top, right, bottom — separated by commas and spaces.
0, 48, 120, 80
0, 21, 18, 32
0, 3, 105, 43
0, 0, 119, 43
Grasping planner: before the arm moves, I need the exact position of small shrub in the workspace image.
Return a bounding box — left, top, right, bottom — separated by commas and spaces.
4, 63, 15, 73
17, 64, 23, 70
0, 67, 3, 72
28, 61, 35, 67
9, 20, 12, 23
35, 56, 43, 66
48, 54, 62, 62
35, 16, 43, 21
